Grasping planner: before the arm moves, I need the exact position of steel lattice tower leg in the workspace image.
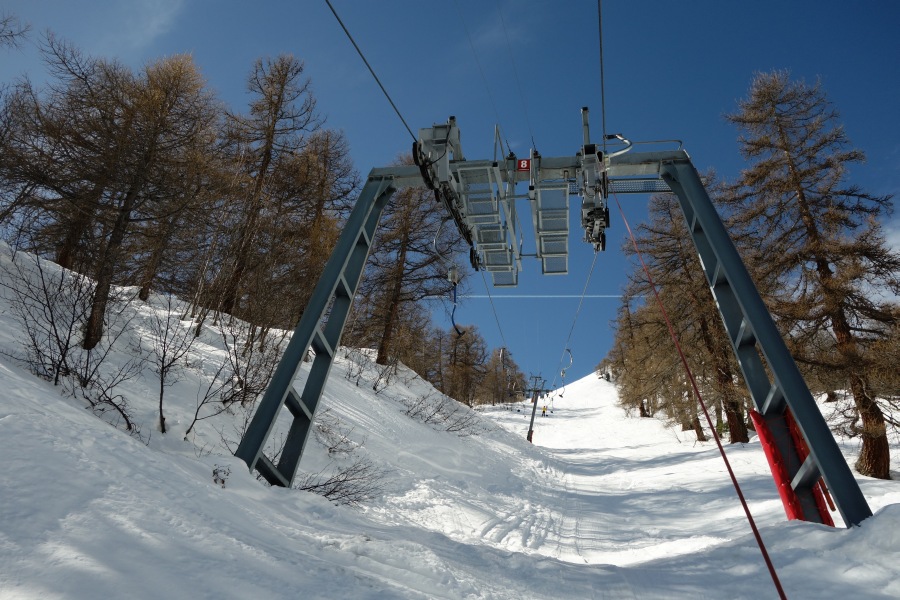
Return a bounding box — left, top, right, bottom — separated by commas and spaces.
660, 159, 872, 527
235, 174, 396, 487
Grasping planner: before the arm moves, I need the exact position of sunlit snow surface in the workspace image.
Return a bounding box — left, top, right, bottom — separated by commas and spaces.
1, 247, 899, 599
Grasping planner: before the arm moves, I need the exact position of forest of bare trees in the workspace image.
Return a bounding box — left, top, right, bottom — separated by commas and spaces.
603, 71, 899, 478
4, 18, 896, 477
0, 23, 523, 426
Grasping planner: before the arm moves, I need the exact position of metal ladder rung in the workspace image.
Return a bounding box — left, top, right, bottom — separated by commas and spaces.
285, 389, 312, 420
311, 328, 334, 358
791, 455, 822, 491
358, 226, 373, 248
733, 318, 756, 348
710, 260, 725, 285
255, 453, 290, 488
762, 384, 785, 415
336, 274, 352, 299
689, 214, 702, 234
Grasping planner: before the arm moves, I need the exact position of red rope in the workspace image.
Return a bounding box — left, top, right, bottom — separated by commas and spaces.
612, 193, 788, 600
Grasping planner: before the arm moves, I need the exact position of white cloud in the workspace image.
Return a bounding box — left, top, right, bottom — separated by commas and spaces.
884, 213, 900, 246
94, 0, 185, 58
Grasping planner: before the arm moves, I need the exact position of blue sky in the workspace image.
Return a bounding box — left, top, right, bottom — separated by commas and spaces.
2, 1, 899, 385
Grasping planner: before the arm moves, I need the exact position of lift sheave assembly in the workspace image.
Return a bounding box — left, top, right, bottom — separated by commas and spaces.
234, 110, 872, 529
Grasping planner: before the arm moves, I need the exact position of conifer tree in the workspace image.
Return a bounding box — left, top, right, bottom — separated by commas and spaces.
355, 168, 465, 367
726, 71, 900, 478
631, 188, 750, 442
477, 347, 526, 406
216, 55, 317, 315
0, 38, 219, 349
442, 324, 489, 406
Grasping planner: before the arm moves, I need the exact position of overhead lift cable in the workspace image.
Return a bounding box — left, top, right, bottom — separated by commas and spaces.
325, 0, 416, 142
477, 269, 519, 404
494, 0, 538, 151
434, 219, 466, 337
325, 0, 474, 342
549, 250, 599, 391
452, 0, 511, 156
479, 270, 510, 353
597, 0, 608, 155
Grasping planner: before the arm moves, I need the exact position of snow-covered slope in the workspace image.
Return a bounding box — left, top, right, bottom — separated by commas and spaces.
1, 249, 899, 599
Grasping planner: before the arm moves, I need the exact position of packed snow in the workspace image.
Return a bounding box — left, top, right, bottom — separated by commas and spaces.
1, 247, 899, 599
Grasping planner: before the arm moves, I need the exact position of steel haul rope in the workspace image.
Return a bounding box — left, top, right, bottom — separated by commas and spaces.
550, 250, 599, 390
325, 0, 416, 142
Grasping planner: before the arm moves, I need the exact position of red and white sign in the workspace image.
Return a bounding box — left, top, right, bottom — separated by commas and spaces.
516, 159, 531, 172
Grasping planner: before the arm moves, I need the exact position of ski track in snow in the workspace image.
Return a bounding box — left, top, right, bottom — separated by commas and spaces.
377, 378, 734, 571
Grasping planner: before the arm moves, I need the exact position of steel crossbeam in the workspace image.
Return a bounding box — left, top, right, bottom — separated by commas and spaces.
235, 114, 872, 528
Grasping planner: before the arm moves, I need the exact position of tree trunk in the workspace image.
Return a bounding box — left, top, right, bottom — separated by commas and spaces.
832, 308, 891, 478
56, 181, 107, 271
697, 308, 749, 443
717, 360, 749, 443
639, 400, 650, 418
723, 400, 749, 443
159, 375, 167, 434
375, 226, 409, 365
692, 413, 707, 442
56, 203, 93, 270
220, 97, 278, 315
83, 187, 138, 350
219, 207, 259, 315
138, 215, 176, 301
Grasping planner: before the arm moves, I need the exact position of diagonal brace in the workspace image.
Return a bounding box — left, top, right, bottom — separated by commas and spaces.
235, 173, 396, 487
660, 159, 871, 527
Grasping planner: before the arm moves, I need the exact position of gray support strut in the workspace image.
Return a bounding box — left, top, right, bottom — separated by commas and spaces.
660, 159, 872, 527
235, 173, 396, 487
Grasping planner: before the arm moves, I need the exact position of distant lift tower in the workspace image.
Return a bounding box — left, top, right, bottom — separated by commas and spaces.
235, 109, 872, 528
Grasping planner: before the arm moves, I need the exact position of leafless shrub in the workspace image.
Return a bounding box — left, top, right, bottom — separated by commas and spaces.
298, 408, 389, 507
184, 357, 233, 440
402, 392, 493, 437
294, 457, 389, 508
215, 403, 285, 471
184, 318, 285, 441
372, 354, 400, 394
0, 250, 93, 384
444, 405, 485, 435
209, 349, 387, 507
404, 393, 447, 425
343, 346, 370, 386
219, 317, 285, 407
66, 287, 143, 438
398, 365, 421, 387
68, 355, 144, 438
1, 249, 143, 437
144, 293, 197, 434
314, 408, 360, 455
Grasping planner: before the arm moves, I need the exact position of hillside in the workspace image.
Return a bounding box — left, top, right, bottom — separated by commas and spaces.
1, 248, 899, 599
